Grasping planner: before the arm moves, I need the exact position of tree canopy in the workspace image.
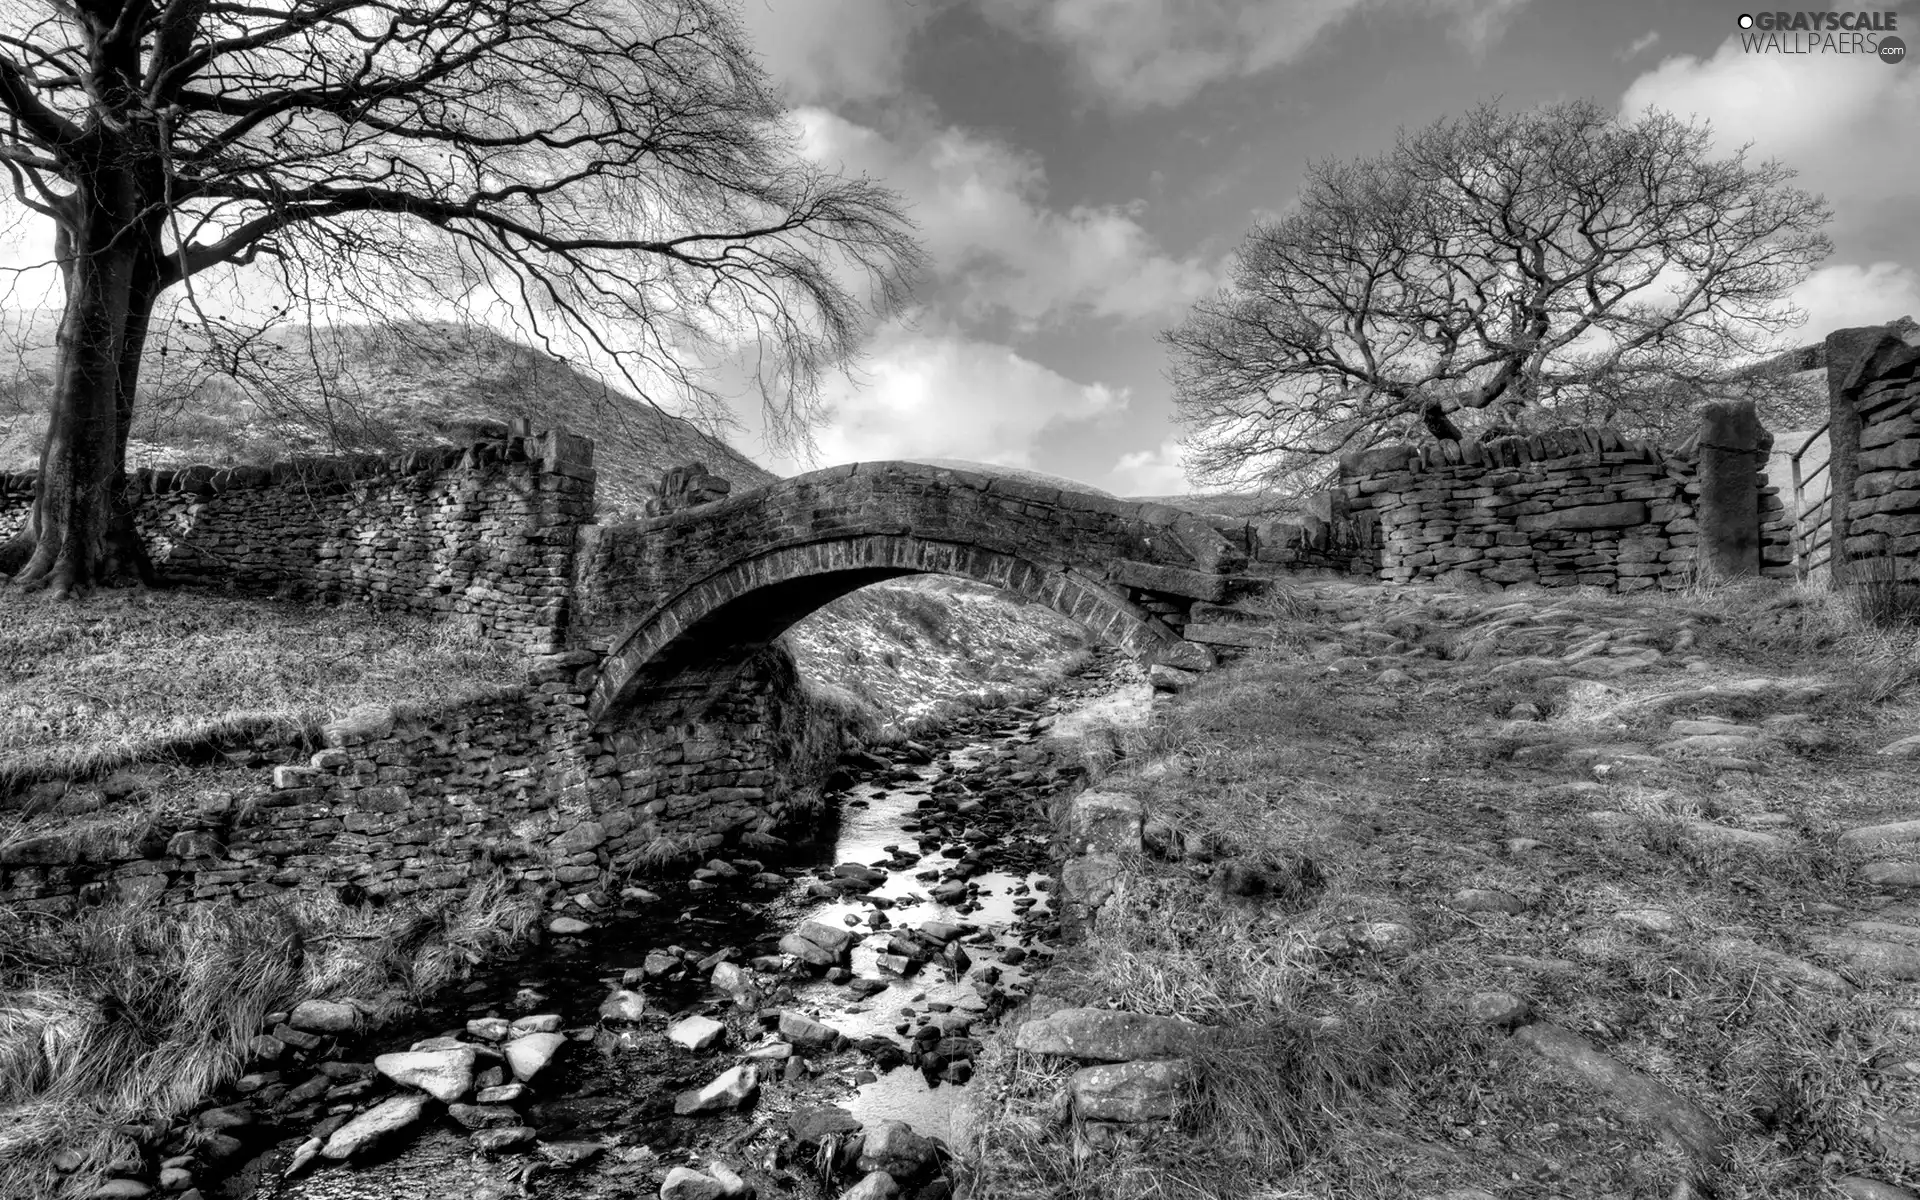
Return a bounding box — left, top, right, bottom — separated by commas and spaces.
1162, 99, 1832, 493
0, 0, 921, 593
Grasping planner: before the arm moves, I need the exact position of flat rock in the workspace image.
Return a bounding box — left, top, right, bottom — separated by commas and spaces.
321, 1093, 430, 1159
471, 1126, 536, 1155
779, 932, 838, 967
1512, 1023, 1722, 1161
1615, 908, 1687, 934
1069, 791, 1145, 855
1866, 862, 1920, 887
793, 919, 854, 956
1705, 936, 1855, 995
373, 1047, 475, 1103
1071, 1059, 1194, 1122
1878, 736, 1920, 759
674, 1064, 758, 1115
289, 999, 358, 1034
465, 1017, 510, 1042
1843, 821, 1920, 852
1816, 935, 1920, 979
88, 1183, 151, 1199
669, 1015, 727, 1052
1449, 888, 1525, 916
505, 1031, 567, 1082
778, 1010, 841, 1050
447, 1103, 521, 1131
511, 1014, 562, 1035
549, 916, 591, 935
660, 1167, 727, 1200
1685, 821, 1784, 851
1013, 1006, 1209, 1062
1840, 1177, 1920, 1200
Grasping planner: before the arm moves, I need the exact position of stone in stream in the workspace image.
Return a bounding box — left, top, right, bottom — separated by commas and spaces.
778, 1010, 842, 1050
447, 1103, 521, 1130
373, 1047, 475, 1102
660, 1167, 728, 1200
705, 1160, 752, 1197
505, 1031, 568, 1082
839, 1170, 899, 1200
466, 1017, 510, 1041
283, 1136, 324, 1178
669, 1015, 727, 1051
477, 1083, 526, 1103
857, 1120, 941, 1181
779, 933, 838, 968
511, 1013, 563, 1035
1071, 1059, 1194, 1122
789, 1105, 862, 1145
673, 1064, 759, 1115
471, 1126, 537, 1156
320, 1092, 430, 1159
1511, 1023, 1723, 1161
549, 916, 591, 935
599, 989, 648, 1022
87, 1181, 151, 1199
289, 999, 358, 1034
710, 961, 755, 999
794, 919, 855, 956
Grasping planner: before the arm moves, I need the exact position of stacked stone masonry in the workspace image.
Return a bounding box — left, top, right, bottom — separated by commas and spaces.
1333, 424, 1793, 591
1841, 339, 1920, 574
0, 428, 597, 653
0, 644, 826, 914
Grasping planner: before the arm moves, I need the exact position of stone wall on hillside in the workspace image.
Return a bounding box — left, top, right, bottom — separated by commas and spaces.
0, 427, 596, 653
1833, 331, 1920, 577
0, 644, 834, 915
1334, 424, 1793, 590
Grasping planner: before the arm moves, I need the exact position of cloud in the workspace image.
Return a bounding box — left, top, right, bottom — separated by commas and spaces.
973, 0, 1530, 110
1108, 438, 1192, 495
1789, 262, 1920, 336
1620, 33, 1920, 226
1616, 29, 1660, 61
766, 317, 1127, 471
795, 106, 1217, 326
735, 0, 937, 104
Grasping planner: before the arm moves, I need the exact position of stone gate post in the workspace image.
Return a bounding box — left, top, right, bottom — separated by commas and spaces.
1695, 401, 1770, 580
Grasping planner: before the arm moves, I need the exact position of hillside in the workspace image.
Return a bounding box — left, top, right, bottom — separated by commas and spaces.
0, 312, 773, 515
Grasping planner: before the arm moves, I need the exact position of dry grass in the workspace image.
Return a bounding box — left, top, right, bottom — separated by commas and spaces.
0, 871, 540, 1199
969, 576, 1920, 1198
0, 588, 521, 793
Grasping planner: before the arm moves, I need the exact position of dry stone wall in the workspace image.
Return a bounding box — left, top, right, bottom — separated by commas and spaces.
0, 427, 596, 653
1837, 336, 1920, 575
1333, 425, 1792, 590
0, 644, 831, 915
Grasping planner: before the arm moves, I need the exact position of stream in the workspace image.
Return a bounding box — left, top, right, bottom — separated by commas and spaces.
195, 652, 1149, 1200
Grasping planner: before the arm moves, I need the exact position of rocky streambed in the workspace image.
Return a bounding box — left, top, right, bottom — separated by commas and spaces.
99, 655, 1145, 1200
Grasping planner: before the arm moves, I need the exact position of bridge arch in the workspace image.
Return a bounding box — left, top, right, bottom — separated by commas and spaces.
588, 534, 1192, 724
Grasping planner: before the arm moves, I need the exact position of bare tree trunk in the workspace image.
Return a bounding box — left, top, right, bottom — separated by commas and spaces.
0, 176, 158, 596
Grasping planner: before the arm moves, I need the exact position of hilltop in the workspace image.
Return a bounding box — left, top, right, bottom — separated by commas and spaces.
0, 312, 774, 514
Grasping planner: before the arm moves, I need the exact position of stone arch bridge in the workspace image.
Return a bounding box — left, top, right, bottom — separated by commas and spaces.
571, 460, 1242, 725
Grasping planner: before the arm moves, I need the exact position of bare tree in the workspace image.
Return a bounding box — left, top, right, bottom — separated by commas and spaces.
1163, 99, 1831, 493
0, 0, 921, 596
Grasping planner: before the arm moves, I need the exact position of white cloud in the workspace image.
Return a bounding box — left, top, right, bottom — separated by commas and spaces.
1108, 437, 1192, 495
1789, 262, 1920, 336
1620, 34, 1920, 223
765, 316, 1127, 470
974, 0, 1530, 110
1616, 29, 1660, 61
736, 0, 938, 104
795, 106, 1217, 326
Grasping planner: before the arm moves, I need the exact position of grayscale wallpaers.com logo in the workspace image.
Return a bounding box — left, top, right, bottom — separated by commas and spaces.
1736, 11, 1906, 61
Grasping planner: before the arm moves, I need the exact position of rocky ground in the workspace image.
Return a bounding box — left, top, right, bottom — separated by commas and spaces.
963, 577, 1920, 1200
72, 659, 1146, 1200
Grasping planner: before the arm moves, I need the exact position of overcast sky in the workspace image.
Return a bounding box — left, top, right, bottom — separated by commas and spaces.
734, 0, 1920, 493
